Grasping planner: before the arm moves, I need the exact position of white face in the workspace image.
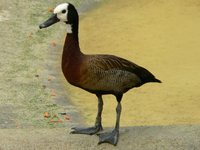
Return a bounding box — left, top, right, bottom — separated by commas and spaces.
53, 3, 69, 22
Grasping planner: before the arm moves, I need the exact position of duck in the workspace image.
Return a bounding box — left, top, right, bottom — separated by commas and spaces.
39, 3, 161, 146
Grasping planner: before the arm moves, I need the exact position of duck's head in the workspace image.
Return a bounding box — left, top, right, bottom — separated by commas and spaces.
39, 3, 78, 31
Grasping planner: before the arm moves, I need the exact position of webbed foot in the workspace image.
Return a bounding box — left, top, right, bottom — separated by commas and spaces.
97, 129, 119, 146
71, 124, 103, 135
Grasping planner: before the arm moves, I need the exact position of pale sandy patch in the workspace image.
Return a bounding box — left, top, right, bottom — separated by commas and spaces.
0, 10, 9, 22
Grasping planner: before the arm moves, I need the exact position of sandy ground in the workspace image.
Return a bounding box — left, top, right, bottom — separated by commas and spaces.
68, 0, 200, 126
1, 0, 200, 149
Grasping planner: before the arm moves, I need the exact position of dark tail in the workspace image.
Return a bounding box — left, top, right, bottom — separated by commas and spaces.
152, 78, 162, 83
135, 67, 162, 84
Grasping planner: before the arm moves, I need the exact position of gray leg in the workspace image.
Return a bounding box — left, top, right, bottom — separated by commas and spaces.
95, 94, 103, 129
115, 102, 121, 132
71, 94, 103, 135
98, 95, 122, 146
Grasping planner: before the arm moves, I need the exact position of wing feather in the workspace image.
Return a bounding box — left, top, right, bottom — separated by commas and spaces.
87, 54, 158, 84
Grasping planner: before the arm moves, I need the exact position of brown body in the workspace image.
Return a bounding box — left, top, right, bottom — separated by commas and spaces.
62, 34, 160, 95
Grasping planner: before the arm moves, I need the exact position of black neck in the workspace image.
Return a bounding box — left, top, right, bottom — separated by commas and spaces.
67, 22, 79, 42
66, 3, 79, 42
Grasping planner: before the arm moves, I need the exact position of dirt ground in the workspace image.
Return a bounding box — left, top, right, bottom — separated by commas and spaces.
0, 125, 200, 150
1, 0, 200, 149
70, 0, 200, 126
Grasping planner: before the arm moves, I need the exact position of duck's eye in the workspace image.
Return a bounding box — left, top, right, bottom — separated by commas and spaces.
62, 10, 66, 14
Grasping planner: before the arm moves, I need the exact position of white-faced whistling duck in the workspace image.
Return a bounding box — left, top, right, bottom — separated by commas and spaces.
39, 3, 161, 146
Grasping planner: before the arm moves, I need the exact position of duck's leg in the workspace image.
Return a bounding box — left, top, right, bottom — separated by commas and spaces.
71, 94, 103, 135
97, 94, 122, 146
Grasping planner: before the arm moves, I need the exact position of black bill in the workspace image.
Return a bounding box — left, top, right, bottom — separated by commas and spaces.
39, 14, 60, 29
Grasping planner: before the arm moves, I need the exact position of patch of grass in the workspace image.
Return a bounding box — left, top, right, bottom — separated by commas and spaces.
0, 0, 89, 128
